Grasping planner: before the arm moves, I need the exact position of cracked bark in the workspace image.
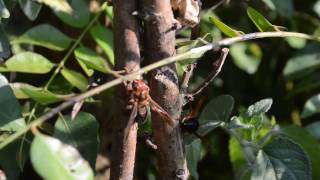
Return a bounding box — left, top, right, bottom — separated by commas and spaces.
110, 0, 141, 179
142, 0, 189, 179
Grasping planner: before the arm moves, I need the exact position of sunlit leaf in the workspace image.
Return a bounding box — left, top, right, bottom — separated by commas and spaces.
36, 0, 71, 13
247, 7, 276, 32
21, 87, 62, 105
283, 44, 320, 79
10, 82, 40, 99
105, 5, 113, 20
0, 0, 9, 19
61, 68, 88, 92
252, 136, 311, 180
0, 52, 55, 74
230, 42, 262, 74
19, 0, 42, 21
54, 112, 98, 168
301, 94, 320, 118
89, 24, 114, 64
30, 134, 94, 180
209, 16, 244, 37
54, 0, 90, 28
185, 138, 201, 180
12, 24, 73, 51
246, 98, 273, 116
74, 46, 110, 74
282, 125, 320, 180
198, 95, 234, 136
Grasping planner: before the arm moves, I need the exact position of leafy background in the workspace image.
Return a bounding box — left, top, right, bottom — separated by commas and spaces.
0, 0, 320, 179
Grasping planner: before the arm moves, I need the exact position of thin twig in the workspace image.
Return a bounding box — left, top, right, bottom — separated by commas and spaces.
0, 31, 317, 149
185, 48, 229, 103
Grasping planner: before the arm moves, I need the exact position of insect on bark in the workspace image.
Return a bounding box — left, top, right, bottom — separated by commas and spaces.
125, 79, 176, 137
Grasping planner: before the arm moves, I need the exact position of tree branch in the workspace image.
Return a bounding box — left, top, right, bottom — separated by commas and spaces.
142, 0, 188, 179
109, 0, 141, 179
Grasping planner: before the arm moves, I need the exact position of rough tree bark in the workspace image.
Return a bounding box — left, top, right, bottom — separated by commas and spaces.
110, 0, 141, 179
142, 0, 189, 179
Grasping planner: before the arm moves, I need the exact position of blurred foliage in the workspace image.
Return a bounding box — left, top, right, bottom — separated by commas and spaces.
0, 0, 320, 179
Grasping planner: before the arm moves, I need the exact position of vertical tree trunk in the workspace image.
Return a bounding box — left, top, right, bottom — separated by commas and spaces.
142, 0, 189, 179
110, 0, 141, 179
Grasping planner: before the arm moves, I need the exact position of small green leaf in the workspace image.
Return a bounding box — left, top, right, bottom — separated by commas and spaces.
252, 136, 311, 180
19, 0, 42, 21
247, 7, 276, 32
36, 0, 71, 13
0, 0, 10, 19
61, 68, 88, 92
54, 112, 98, 169
30, 134, 94, 180
301, 94, 320, 118
230, 42, 262, 74
12, 24, 73, 51
198, 95, 234, 136
89, 24, 114, 64
21, 87, 62, 105
281, 125, 320, 180
74, 46, 110, 74
185, 138, 201, 180
209, 16, 244, 37
105, 5, 113, 20
54, 0, 90, 28
0, 52, 55, 74
246, 98, 273, 116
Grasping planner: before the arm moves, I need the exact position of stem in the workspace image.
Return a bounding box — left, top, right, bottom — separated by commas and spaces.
0, 31, 317, 150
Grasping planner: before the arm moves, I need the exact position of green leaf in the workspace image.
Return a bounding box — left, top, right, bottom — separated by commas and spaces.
247, 7, 276, 32
305, 121, 320, 141
209, 16, 244, 37
230, 42, 262, 74
0, 26, 10, 61
271, 0, 294, 18
251, 136, 311, 180
105, 5, 113, 20
301, 94, 320, 118
21, 87, 62, 105
0, 52, 55, 74
74, 46, 110, 74
61, 68, 88, 92
89, 24, 114, 64
10, 83, 40, 99
54, 112, 98, 169
283, 44, 320, 79
246, 98, 273, 117
229, 137, 246, 174
281, 125, 320, 180
36, 0, 71, 13
185, 138, 201, 180
0, 73, 26, 180
30, 134, 94, 180
198, 95, 234, 136
12, 24, 73, 51
18, 0, 42, 21
54, 0, 90, 28
0, 74, 25, 132
0, 0, 10, 19
285, 37, 306, 49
